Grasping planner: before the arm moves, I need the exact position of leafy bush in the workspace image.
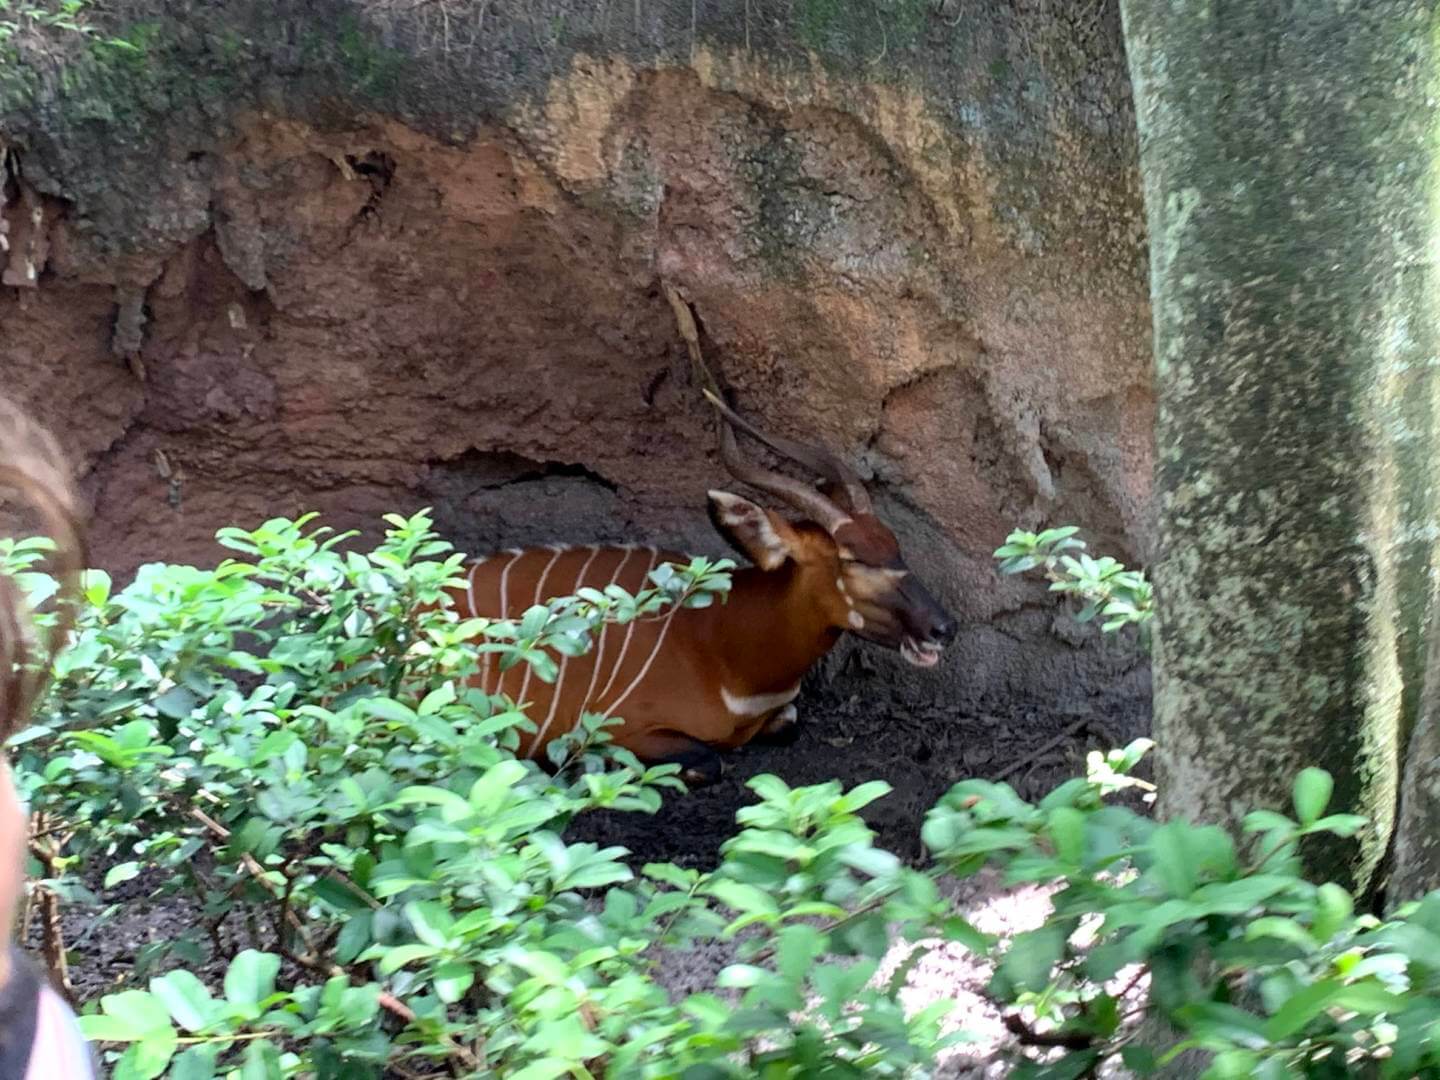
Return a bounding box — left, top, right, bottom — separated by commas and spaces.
6, 511, 973, 1078
10, 511, 1440, 1078
995, 526, 1153, 641
923, 758, 1440, 1078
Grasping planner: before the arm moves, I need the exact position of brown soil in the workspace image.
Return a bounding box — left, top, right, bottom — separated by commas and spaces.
566, 675, 1151, 867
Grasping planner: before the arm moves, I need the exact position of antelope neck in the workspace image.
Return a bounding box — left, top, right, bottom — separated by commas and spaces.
704, 563, 840, 695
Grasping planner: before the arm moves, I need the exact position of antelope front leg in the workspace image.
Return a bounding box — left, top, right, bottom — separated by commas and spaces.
627, 729, 726, 788
753, 703, 801, 746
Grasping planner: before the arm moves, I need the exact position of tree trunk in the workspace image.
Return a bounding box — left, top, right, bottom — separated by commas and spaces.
1120, 0, 1440, 896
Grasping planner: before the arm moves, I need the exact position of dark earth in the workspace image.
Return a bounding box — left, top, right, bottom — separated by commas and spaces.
566, 676, 1153, 867
35, 674, 1151, 996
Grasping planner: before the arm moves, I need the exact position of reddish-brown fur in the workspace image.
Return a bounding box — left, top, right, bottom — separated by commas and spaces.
450, 286, 956, 777
448, 529, 854, 765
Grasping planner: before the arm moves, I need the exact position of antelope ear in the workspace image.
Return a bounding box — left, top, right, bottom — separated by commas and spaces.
818, 479, 856, 514
707, 490, 798, 571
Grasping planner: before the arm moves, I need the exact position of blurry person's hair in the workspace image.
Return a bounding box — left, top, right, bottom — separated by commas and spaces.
0, 397, 83, 744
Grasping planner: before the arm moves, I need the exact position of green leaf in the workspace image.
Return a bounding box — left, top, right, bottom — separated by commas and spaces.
154, 685, 199, 720
365, 697, 418, 725
468, 759, 529, 812
642, 862, 698, 890
149, 970, 216, 1032
115, 1031, 180, 1080
1000, 923, 1067, 995
1120, 1045, 1157, 1074
1305, 813, 1367, 838
1173, 1001, 1269, 1049
406, 900, 455, 948
169, 1045, 220, 1080
79, 1013, 144, 1043
418, 681, 457, 715
391, 785, 470, 814
223, 950, 281, 1007
1048, 806, 1085, 864
82, 568, 112, 606
704, 880, 779, 918
1263, 979, 1342, 1040
1292, 768, 1333, 826
836, 780, 893, 812
558, 861, 633, 890
105, 861, 142, 888
1245, 917, 1316, 952
942, 916, 994, 955
99, 989, 173, 1034
716, 964, 767, 988
310, 875, 372, 914
433, 961, 475, 1004
1330, 982, 1406, 1014
506, 948, 570, 985
377, 943, 442, 975
508, 1060, 571, 1080
240, 1038, 282, 1080
335, 912, 372, 964
1149, 822, 1198, 897
1242, 809, 1296, 834
1312, 882, 1354, 941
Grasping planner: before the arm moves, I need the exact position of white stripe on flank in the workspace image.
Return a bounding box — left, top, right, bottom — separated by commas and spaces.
529, 545, 603, 757
465, 559, 484, 615
577, 546, 640, 720
482, 549, 525, 690
515, 545, 569, 715
594, 546, 660, 713
601, 602, 680, 721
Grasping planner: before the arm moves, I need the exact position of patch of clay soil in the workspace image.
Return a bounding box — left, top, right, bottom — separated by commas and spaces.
36, 682, 1150, 1076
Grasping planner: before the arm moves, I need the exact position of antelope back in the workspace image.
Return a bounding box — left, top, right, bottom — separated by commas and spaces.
452, 545, 686, 759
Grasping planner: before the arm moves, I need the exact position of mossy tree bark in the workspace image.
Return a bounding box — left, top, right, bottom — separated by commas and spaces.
1121, 0, 1440, 897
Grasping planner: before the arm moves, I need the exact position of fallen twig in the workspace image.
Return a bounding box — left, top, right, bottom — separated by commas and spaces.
994, 716, 1092, 783
1002, 1011, 1094, 1050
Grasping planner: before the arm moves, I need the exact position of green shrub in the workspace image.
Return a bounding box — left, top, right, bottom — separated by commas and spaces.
6, 511, 970, 1078
922, 756, 1440, 1078
9, 511, 1440, 1078
995, 526, 1154, 641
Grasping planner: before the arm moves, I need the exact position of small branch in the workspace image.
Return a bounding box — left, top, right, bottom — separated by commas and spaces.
994, 716, 1092, 783
1002, 1012, 1094, 1050
187, 807, 474, 1070
28, 812, 73, 1004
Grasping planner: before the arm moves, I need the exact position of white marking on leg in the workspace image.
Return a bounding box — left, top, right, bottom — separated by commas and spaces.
594, 547, 659, 711
720, 683, 801, 719
530, 545, 602, 756
848, 610, 865, 630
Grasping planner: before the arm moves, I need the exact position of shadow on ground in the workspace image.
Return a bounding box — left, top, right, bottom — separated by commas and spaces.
566, 679, 1153, 868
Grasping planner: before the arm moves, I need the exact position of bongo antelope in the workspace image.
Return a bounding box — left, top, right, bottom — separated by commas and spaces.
449, 296, 956, 783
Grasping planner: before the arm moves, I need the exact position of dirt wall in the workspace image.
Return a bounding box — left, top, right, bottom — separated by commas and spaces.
0, 0, 1152, 711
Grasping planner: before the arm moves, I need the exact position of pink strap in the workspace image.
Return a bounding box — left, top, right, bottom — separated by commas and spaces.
23, 985, 94, 1080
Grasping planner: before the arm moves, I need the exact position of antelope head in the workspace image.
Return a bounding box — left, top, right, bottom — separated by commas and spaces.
704, 391, 957, 669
